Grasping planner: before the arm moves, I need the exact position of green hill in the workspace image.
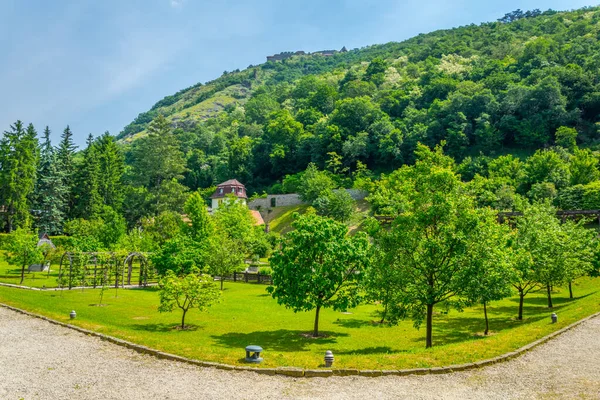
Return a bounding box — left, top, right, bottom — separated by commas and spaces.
119, 6, 600, 194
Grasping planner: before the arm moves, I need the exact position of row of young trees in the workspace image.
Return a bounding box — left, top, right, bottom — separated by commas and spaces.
268, 145, 599, 347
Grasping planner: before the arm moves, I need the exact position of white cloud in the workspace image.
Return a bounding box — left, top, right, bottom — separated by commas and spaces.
170, 0, 186, 8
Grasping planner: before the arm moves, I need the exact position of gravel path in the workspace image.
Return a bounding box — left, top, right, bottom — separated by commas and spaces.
1, 306, 599, 400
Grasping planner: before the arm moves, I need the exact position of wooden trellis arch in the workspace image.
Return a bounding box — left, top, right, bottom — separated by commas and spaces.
57, 251, 153, 290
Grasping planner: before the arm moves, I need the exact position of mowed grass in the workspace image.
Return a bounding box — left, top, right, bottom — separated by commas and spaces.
0, 250, 148, 289
0, 251, 60, 288
1, 277, 599, 370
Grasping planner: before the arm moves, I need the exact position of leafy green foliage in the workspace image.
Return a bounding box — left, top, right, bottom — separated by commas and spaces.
5, 229, 42, 284
371, 144, 510, 348
158, 267, 220, 329
267, 213, 370, 336
207, 233, 244, 290
150, 235, 208, 276
0, 121, 38, 231
112, 7, 600, 197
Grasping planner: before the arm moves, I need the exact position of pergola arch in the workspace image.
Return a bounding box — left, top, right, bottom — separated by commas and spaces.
122, 252, 151, 287
57, 251, 154, 290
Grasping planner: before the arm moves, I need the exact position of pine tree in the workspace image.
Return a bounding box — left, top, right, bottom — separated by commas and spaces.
95, 132, 125, 211
129, 114, 186, 189
35, 127, 68, 234
0, 121, 38, 232
73, 134, 102, 219
56, 125, 77, 219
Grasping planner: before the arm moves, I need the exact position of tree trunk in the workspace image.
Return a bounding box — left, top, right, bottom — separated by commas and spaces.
426, 303, 433, 348
220, 278, 224, 291
569, 281, 573, 299
483, 301, 489, 336
518, 290, 524, 321
313, 305, 321, 337
546, 283, 553, 308
181, 308, 188, 330
380, 302, 388, 324
19, 262, 26, 285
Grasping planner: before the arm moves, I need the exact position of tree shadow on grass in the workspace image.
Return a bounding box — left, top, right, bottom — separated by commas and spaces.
130, 323, 203, 332
211, 330, 349, 352
336, 346, 405, 355
420, 314, 546, 346
332, 318, 374, 329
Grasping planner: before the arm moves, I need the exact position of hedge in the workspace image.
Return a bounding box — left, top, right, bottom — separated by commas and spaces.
0, 234, 71, 251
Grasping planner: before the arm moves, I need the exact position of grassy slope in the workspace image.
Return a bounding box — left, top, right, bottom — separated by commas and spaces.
1, 277, 598, 370
122, 84, 252, 143
268, 200, 371, 235
267, 205, 310, 235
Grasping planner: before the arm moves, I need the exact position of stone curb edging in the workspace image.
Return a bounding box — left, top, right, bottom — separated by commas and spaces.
0, 282, 155, 291
1, 302, 598, 379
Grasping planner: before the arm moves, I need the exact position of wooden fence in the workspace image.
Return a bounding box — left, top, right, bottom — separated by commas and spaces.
215, 271, 273, 285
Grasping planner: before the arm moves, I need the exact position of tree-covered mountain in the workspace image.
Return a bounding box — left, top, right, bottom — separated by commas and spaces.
118, 7, 600, 193
2, 6, 600, 235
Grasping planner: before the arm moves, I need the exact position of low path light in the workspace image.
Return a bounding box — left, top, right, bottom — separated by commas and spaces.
324, 350, 334, 367
245, 345, 263, 363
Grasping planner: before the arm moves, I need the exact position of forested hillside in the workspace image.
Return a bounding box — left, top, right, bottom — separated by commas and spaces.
120, 6, 600, 195
2, 7, 600, 236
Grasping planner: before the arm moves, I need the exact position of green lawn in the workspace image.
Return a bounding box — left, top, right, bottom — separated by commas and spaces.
0, 251, 148, 289
1, 277, 599, 370
0, 251, 61, 288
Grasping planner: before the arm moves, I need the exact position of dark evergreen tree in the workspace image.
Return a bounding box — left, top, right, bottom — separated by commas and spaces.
35, 126, 67, 234
95, 132, 125, 211
56, 125, 78, 219
73, 134, 102, 219
0, 121, 38, 232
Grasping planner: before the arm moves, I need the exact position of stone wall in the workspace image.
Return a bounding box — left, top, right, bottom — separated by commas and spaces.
248, 194, 305, 210
248, 190, 367, 210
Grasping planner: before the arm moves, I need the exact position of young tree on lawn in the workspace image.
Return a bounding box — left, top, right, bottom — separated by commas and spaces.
561, 219, 596, 299
207, 234, 244, 290
460, 213, 515, 335
7, 229, 42, 284
213, 195, 255, 252
158, 267, 220, 329
267, 213, 370, 337
515, 203, 565, 309
373, 144, 501, 348
364, 239, 404, 324
184, 191, 214, 242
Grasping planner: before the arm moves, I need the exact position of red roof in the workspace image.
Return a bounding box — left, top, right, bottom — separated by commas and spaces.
217, 179, 244, 186
250, 210, 265, 226
210, 179, 248, 199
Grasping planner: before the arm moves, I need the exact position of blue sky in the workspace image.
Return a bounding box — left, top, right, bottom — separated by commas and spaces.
0, 0, 596, 146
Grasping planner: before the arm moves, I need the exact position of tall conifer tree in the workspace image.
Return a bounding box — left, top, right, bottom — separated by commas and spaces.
0, 121, 38, 231
73, 134, 102, 219
95, 132, 125, 211
35, 127, 67, 234
56, 125, 77, 219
